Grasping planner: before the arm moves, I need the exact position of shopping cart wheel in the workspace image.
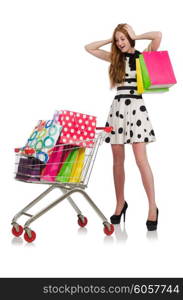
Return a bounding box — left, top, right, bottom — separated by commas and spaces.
78, 216, 88, 227
12, 224, 24, 237
103, 223, 114, 236
24, 230, 36, 243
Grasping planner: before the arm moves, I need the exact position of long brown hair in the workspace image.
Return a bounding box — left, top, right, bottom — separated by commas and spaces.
109, 23, 135, 89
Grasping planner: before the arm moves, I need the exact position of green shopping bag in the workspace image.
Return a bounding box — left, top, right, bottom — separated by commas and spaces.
139, 54, 169, 93
56, 148, 79, 182
139, 54, 151, 90
143, 87, 169, 93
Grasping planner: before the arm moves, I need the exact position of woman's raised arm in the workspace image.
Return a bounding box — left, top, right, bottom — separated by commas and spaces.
123, 24, 162, 51
136, 31, 162, 51
84, 38, 112, 62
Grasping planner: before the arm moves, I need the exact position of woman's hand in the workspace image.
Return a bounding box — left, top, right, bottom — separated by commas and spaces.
123, 24, 136, 40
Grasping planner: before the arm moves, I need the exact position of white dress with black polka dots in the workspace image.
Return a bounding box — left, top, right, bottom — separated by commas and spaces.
105, 50, 156, 144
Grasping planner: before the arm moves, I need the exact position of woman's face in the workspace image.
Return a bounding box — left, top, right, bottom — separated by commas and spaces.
115, 31, 132, 53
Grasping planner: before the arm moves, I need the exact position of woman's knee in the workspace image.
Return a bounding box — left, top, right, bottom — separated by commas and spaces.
132, 144, 148, 167
135, 156, 147, 167
134, 150, 149, 167
111, 145, 125, 163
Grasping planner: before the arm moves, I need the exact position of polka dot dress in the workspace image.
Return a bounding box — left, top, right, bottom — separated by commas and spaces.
105, 50, 156, 144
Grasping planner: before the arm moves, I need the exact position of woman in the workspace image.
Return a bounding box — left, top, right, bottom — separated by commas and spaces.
85, 24, 161, 230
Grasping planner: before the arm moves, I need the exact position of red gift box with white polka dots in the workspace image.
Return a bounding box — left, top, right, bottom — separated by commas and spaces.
55, 110, 97, 147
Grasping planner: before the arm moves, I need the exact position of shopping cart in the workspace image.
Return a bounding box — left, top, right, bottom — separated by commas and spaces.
11, 127, 114, 242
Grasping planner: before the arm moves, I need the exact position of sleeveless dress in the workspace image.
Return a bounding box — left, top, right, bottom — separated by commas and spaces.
105, 50, 156, 144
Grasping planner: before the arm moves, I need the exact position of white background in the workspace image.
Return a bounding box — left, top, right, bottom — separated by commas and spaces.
0, 0, 182, 277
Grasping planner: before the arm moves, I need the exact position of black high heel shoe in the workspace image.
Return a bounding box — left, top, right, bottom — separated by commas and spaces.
110, 201, 128, 224
146, 208, 159, 231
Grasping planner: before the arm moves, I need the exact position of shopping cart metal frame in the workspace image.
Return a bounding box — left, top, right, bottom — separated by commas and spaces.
11, 127, 114, 242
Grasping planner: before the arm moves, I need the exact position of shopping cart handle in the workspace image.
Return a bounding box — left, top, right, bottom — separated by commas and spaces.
14, 147, 35, 155
96, 126, 113, 133
24, 148, 35, 155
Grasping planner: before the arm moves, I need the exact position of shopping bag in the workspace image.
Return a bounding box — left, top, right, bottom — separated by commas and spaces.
69, 147, 85, 183
16, 156, 45, 182
55, 144, 74, 173
56, 147, 79, 182
53, 110, 96, 147
140, 51, 177, 89
41, 144, 75, 182
136, 58, 169, 94
136, 58, 144, 94
143, 87, 169, 93
21, 120, 62, 163
40, 144, 64, 182
139, 54, 151, 89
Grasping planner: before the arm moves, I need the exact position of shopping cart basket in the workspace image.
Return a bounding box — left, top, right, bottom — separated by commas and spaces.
11, 127, 114, 242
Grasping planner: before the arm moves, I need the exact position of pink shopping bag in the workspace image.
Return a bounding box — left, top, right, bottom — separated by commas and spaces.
142, 51, 177, 88
53, 110, 96, 147
41, 144, 64, 182
41, 144, 73, 182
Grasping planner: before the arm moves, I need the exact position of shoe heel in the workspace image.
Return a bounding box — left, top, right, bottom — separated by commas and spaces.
110, 201, 128, 225
123, 211, 126, 223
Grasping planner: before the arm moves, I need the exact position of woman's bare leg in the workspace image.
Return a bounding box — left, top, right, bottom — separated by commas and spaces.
132, 142, 157, 220
111, 144, 126, 215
